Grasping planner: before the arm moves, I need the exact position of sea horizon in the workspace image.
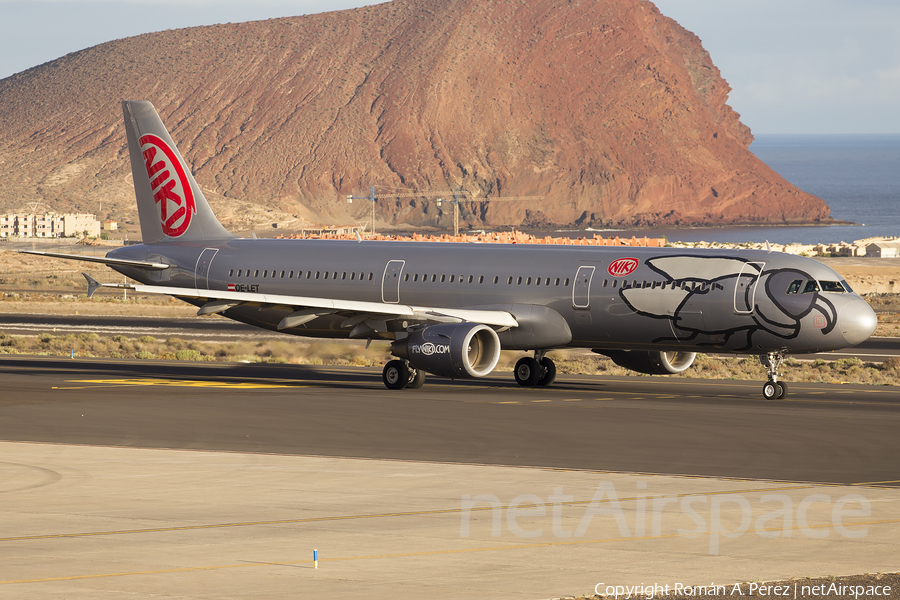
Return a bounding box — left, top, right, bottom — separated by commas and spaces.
542, 133, 900, 246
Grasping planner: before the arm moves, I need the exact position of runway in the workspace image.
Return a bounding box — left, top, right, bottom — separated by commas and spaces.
2, 356, 899, 598
1, 356, 898, 484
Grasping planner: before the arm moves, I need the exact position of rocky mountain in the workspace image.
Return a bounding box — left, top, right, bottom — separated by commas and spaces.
0, 0, 832, 233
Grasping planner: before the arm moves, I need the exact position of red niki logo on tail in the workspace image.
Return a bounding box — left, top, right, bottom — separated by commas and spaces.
608, 258, 639, 277
139, 134, 196, 237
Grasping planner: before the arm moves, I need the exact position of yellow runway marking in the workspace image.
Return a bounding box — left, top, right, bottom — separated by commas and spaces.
4, 517, 899, 586
64, 378, 299, 390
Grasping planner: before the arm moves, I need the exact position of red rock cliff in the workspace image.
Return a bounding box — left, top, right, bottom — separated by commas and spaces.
0, 0, 831, 230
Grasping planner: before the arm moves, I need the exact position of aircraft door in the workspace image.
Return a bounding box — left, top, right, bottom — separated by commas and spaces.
573, 266, 595, 308
382, 260, 405, 303
194, 248, 218, 290
734, 262, 765, 314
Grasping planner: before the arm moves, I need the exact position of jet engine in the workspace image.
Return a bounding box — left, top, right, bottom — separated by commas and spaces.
391, 323, 501, 379
595, 350, 696, 375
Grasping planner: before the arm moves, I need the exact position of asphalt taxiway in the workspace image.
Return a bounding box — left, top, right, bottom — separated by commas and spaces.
1, 357, 899, 598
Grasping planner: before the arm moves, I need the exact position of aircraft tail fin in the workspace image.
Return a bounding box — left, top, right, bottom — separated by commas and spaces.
122, 101, 236, 243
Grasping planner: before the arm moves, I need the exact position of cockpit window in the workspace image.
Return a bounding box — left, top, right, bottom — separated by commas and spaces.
785, 279, 803, 294
842, 280, 854, 293
802, 280, 820, 294
820, 280, 846, 293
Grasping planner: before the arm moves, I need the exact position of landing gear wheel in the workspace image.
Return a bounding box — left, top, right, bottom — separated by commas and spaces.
536, 357, 557, 387
776, 381, 788, 399
383, 360, 411, 390
406, 368, 426, 390
760, 352, 788, 400
514, 357, 541, 386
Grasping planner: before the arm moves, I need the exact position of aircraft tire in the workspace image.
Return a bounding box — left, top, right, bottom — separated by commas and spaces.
383, 360, 411, 390
407, 368, 426, 389
514, 357, 542, 387
536, 357, 557, 387
762, 381, 778, 400
776, 381, 788, 399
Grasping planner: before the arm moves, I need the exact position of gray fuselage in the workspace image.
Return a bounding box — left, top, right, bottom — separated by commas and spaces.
107, 239, 875, 355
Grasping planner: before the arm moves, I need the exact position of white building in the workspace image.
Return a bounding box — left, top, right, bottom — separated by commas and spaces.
0, 212, 100, 238
866, 242, 900, 258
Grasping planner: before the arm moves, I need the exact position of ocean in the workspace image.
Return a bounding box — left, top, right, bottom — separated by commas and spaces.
560, 134, 900, 245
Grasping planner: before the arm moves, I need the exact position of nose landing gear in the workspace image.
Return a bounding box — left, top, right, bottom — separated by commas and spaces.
514, 350, 557, 387
760, 352, 788, 399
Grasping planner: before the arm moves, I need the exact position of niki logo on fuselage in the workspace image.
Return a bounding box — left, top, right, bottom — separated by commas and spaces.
140, 134, 196, 238
608, 258, 639, 277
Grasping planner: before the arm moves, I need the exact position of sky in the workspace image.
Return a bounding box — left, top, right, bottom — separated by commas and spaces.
1, 0, 898, 134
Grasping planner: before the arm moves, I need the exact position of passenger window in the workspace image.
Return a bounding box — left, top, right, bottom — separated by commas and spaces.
289, 271, 294, 278
432, 274, 437, 282
785, 279, 803, 294
403, 274, 409, 281
442, 275, 447, 283
478, 275, 483, 284
351, 272, 356, 280
612, 280, 618, 288
229, 269, 233, 277
343, 272, 348, 280
508, 276, 513, 284
450, 275, 455, 283
602, 279, 608, 288
802, 280, 820, 294
368, 273, 373, 281
493, 276, 499, 284
413, 274, 418, 282
820, 280, 845, 292
470, 275, 475, 283
555, 278, 560, 286
324, 272, 329, 280
517, 277, 523, 285
254, 270, 260, 277
263, 270, 268, 277
526, 277, 532, 285
565, 278, 570, 286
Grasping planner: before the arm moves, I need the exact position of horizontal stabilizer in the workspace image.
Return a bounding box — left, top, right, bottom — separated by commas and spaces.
20, 250, 170, 270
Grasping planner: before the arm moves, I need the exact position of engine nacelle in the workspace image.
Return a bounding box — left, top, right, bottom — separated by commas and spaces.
391, 323, 501, 379
595, 350, 696, 375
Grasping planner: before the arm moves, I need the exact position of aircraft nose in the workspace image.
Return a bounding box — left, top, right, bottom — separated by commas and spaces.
839, 299, 878, 346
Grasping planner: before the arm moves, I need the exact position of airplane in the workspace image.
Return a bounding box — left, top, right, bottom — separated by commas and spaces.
22, 100, 878, 399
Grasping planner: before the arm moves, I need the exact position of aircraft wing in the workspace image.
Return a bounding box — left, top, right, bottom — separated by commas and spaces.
84, 275, 519, 330
18, 250, 170, 270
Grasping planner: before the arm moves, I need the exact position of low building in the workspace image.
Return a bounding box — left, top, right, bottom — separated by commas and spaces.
103, 220, 118, 231
0, 212, 100, 238
866, 242, 900, 258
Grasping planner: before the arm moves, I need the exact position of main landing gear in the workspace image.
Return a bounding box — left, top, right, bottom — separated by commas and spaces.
382, 359, 426, 390
760, 351, 788, 400
514, 350, 557, 387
